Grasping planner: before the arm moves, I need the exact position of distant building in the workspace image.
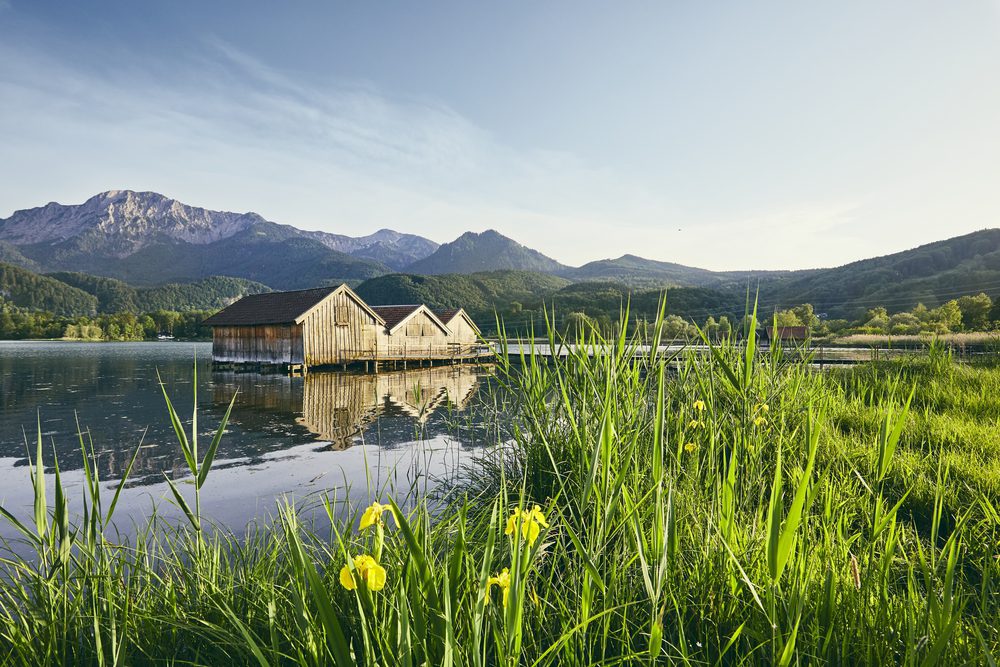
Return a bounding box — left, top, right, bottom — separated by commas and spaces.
764, 325, 810, 344
203, 285, 487, 371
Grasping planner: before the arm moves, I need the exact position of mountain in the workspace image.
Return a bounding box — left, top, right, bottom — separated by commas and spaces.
355, 271, 571, 313
755, 228, 1000, 318
404, 230, 567, 275
546, 281, 743, 319
4, 191, 1000, 321
0, 191, 438, 287
560, 254, 795, 287
299, 228, 439, 270
0, 263, 99, 316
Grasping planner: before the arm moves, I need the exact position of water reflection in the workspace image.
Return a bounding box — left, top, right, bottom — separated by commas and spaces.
212, 365, 483, 450
0, 342, 495, 545
0, 342, 491, 481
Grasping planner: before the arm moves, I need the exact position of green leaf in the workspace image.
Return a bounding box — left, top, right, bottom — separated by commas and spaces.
31, 413, 47, 541
285, 523, 355, 667
765, 441, 784, 582
163, 474, 200, 532
198, 392, 237, 489
775, 406, 821, 581
107, 433, 145, 525
157, 370, 197, 477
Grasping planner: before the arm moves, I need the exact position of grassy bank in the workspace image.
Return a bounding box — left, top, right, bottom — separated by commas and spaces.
828, 331, 1000, 349
1, 308, 998, 665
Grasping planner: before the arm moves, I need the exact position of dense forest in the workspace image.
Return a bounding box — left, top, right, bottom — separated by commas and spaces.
0, 298, 214, 340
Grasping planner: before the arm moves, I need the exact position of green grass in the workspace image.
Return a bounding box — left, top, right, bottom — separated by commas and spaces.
1, 306, 998, 665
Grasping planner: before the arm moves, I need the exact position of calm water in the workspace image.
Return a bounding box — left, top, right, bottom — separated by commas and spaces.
0, 341, 494, 539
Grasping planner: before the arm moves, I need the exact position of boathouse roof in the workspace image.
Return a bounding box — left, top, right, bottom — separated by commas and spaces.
371, 304, 451, 335
434, 307, 481, 335
203, 285, 384, 327
765, 325, 810, 341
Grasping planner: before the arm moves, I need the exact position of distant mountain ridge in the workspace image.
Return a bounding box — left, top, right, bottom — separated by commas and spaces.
559, 254, 796, 287
404, 230, 567, 275
3, 191, 1000, 320
0, 191, 438, 286
753, 228, 1000, 317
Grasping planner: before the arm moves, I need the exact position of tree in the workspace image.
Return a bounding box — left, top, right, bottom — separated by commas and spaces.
662, 315, 694, 340
889, 312, 921, 335
957, 293, 992, 330
774, 309, 803, 327
825, 319, 851, 334
564, 312, 593, 340
717, 316, 733, 339
790, 303, 820, 330
862, 307, 889, 333
928, 300, 962, 333
704, 316, 719, 339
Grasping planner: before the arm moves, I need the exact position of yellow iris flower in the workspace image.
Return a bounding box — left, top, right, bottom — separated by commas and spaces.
693, 400, 706, 413
684, 442, 698, 453
505, 505, 550, 546
688, 419, 705, 430
339, 554, 387, 591
754, 415, 768, 427
485, 567, 511, 607
359, 501, 392, 530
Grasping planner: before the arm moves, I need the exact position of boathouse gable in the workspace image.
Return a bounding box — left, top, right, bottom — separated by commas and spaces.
434, 308, 480, 347
371, 304, 453, 358
204, 284, 385, 367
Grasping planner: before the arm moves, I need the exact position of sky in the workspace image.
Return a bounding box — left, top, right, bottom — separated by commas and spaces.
1, 1, 999, 270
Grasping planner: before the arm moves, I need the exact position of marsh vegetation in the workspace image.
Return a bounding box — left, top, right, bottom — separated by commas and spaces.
1, 306, 998, 665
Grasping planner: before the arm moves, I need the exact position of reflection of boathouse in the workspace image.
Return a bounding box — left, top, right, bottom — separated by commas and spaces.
204, 284, 490, 372
213, 366, 483, 449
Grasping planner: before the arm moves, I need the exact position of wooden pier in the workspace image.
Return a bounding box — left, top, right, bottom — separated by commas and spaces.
496, 341, 912, 367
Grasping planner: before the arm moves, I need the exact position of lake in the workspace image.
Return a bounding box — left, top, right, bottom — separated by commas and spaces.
0, 341, 495, 541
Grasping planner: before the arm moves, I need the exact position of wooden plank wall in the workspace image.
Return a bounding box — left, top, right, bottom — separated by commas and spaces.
377, 311, 454, 358
445, 315, 479, 346
302, 292, 379, 366
212, 324, 304, 364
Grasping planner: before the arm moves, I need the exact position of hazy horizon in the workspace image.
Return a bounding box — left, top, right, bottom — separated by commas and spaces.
2, 1, 999, 270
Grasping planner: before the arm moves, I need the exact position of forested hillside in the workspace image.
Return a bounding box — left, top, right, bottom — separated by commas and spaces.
50, 272, 271, 312
756, 229, 1000, 318
0, 263, 98, 315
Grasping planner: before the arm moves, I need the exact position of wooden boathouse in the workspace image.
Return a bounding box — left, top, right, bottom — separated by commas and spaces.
204, 284, 489, 372
370, 304, 452, 360
434, 308, 481, 349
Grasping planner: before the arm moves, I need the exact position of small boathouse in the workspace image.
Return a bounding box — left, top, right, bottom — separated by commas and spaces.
204, 284, 489, 372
